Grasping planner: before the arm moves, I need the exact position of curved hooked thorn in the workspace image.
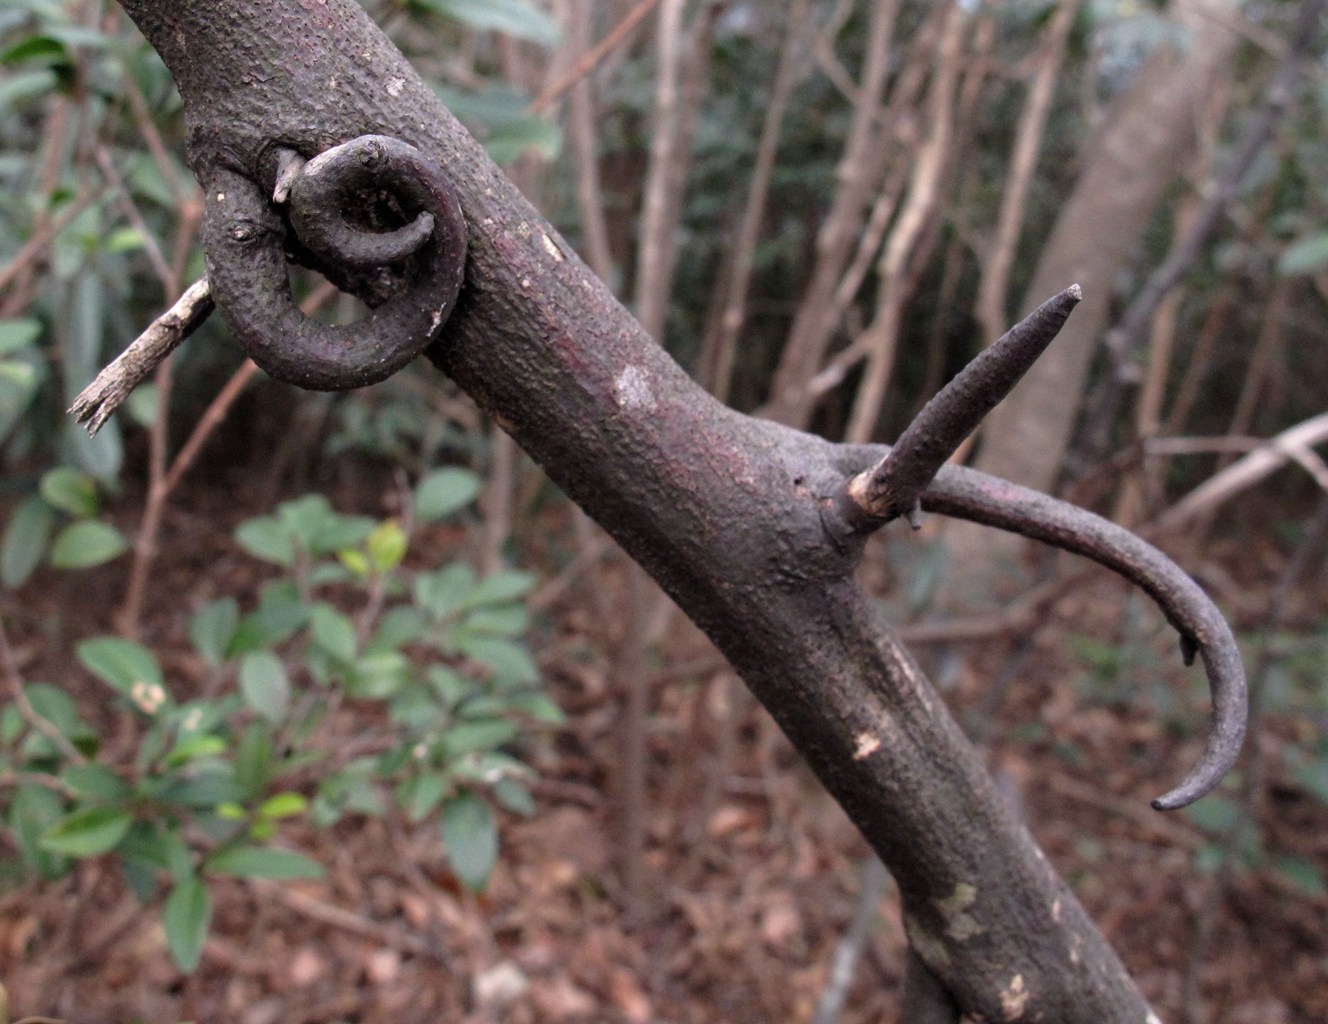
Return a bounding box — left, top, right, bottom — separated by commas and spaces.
202, 134, 467, 391
921, 465, 1248, 811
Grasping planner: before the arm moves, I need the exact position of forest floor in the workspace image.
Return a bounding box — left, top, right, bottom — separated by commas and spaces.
0, 460, 1325, 1024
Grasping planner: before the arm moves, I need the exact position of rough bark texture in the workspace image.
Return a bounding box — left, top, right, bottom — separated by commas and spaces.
111, 2, 1239, 1018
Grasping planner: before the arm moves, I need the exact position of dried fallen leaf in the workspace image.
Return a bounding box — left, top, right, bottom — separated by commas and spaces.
530, 976, 598, 1020
707, 804, 758, 838
609, 966, 652, 1024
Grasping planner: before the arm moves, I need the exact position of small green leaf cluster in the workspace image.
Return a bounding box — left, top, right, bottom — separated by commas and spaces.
1, 464, 128, 586
0, 468, 559, 971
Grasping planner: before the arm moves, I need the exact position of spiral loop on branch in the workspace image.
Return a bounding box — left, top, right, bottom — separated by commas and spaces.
202, 135, 467, 391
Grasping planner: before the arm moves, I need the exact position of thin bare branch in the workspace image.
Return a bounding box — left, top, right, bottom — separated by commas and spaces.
975, 0, 1081, 344
699, 1, 809, 401
844, 0, 967, 444
564, 0, 616, 282
1152, 412, 1328, 532
527, 0, 663, 114
95, 145, 174, 284
68, 277, 215, 435
0, 619, 86, 766
251, 880, 450, 962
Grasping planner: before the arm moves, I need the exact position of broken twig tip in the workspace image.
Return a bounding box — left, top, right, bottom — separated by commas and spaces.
67, 277, 215, 435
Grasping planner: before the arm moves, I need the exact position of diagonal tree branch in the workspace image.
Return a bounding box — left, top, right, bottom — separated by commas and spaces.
97, 2, 1253, 1016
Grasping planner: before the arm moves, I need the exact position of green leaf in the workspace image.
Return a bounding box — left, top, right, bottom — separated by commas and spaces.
122, 855, 159, 903
39, 467, 99, 517
426, 665, 471, 706
368, 606, 426, 653
440, 790, 498, 892
0, 318, 42, 357
258, 792, 307, 820
1272, 855, 1326, 896
399, 772, 448, 822
234, 515, 294, 566
347, 651, 411, 699
226, 583, 309, 656
190, 598, 239, 666
61, 763, 130, 802
311, 513, 377, 555
365, 519, 408, 573
485, 115, 561, 165
1, 495, 54, 587
163, 875, 212, 972
2, 702, 21, 744
506, 691, 565, 724
414, 563, 477, 618
40, 805, 133, 858
207, 845, 323, 880
310, 603, 358, 662
118, 821, 175, 872
0, 358, 37, 388
1182, 794, 1240, 834
106, 226, 145, 253
153, 769, 243, 809
165, 733, 228, 767
421, 0, 560, 44
314, 763, 383, 823
442, 718, 519, 759
0, 346, 43, 447
277, 493, 334, 542
461, 570, 536, 609
49, 520, 128, 569
239, 651, 290, 723
10, 783, 68, 878
451, 634, 539, 687
339, 548, 371, 577
465, 604, 529, 637
22, 682, 90, 750
2, 34, 68, 66
76, 636, 164, 696
493, 777, 535, 817
1278, 232, 1328, 277
413, 467, 481, 522
65, 275, 123, 481
233, 722, 274, 799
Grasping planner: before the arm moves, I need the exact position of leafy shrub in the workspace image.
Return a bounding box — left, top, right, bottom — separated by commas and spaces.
1, 464, 128, 586
0, 468, 560, 970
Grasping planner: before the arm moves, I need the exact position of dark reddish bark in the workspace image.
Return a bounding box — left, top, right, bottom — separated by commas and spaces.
111, 3, 1246, 1019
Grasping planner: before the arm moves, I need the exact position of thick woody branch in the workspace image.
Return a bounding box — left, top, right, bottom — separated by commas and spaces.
204, 135, 467, 391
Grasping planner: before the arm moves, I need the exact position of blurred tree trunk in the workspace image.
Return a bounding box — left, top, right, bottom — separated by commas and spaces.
945, 0, 1240, 580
